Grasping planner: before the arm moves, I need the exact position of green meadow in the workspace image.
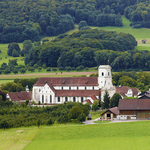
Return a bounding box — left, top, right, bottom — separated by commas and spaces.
0, 121, 150, 150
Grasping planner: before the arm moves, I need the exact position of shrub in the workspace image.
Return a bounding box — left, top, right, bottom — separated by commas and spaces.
59, 67, 64, 71
85, 67, 89, 71
46, 118, 54, 125
46, 67, 51, 72
52, 68, 57, 71
76, 65, 84, 71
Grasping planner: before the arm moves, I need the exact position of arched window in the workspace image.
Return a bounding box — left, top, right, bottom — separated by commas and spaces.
102, 72, 104, 76
65, 97, 68, 102
42, 95, 44, 103
58, 97, 60, 102
73, 97, 76, 102
108, 72, 110, 76
50, 95, 52, 103
81, 97, 83, 102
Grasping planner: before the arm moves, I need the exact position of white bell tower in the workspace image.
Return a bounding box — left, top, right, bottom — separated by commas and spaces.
98, 65, 116, 100
98, 65, 114, 89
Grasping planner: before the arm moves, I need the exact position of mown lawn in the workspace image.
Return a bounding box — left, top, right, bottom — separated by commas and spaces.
0, 121, 150, 150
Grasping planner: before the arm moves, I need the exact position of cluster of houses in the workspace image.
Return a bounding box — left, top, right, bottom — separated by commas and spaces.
6, 65, 150, 120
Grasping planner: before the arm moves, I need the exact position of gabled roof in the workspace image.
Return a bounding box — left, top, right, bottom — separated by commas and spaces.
33, 77, 98, 86
138, 90, 150, 96
101, 107, 119, 116
138, 94, 150, 99
55, 90, 99, 97
90, 95, 98, 100
46, 83, 56, 93
83, 99, 93, 105
118, 99, 150, 110
116, 86, 139, 97
8, 91, 32, 101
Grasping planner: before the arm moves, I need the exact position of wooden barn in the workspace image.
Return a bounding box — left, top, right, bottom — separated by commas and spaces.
101, 107, 119, 120
118, 99, 150, 120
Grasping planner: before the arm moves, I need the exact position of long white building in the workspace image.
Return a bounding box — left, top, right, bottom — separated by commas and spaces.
32, 65, 116, 105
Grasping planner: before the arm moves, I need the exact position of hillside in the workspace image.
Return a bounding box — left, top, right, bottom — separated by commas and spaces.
0, 0, 148, 43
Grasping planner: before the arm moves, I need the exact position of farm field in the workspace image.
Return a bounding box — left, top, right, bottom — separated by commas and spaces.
0, 121, 150, 150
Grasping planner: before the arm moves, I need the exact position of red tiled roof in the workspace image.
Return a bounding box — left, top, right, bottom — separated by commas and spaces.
109, 107, 119, 115
101, 107, 119, 116
47, 83, 56, 93
118, 99, 150, 110
8, 91, 32, 101
116, 86, 139, 97
55, 90, 99, 97
83, 99, 93, 105
90, 95, 98, 100
33, 77, 98, 86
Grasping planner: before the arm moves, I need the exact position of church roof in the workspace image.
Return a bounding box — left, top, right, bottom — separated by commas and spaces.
55, 90, 99, 97
33, 77, 98, 86
83, 99, 93, 105
8, 91, 32, 101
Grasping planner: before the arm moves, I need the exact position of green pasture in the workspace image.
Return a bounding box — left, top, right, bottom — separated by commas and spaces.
0, 121, 150, 150
90, 110, 105, 119
92, 16, 150, 40
0, 43, 24, 66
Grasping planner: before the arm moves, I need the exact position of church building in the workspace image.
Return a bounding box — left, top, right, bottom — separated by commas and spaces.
32, 65, 116, 105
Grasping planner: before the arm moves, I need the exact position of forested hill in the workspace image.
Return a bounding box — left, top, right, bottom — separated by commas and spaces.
25, 29, 138, 70
0, 0, 149, 43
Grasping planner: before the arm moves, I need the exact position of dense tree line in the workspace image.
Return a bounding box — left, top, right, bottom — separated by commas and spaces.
125, 1, 150, 28
1, 78, 38, 93
0, 102, 89, 129
24, 29, 137, 69
1, 0, 144, 43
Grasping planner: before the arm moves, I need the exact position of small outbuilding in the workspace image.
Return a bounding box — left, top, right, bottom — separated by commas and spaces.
101, 107, 119, 120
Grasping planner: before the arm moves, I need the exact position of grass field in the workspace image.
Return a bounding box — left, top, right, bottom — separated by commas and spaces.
1, 121, 150, 150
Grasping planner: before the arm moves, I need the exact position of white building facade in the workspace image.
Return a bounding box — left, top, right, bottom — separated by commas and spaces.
32, 65, 116, 105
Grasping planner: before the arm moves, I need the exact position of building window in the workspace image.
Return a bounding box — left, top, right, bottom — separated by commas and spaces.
62, 86, 63, 90
77, 87, 78, 90
58, 97, 60, 102
107, 114, 110, 118
69, 87, 71, 90
93, 87, 94, 90
102, 72, 104, 76
42, 95, 44, 103
73, 97, 76, 102
50, 95, 52, 103
81, 97, 83, 102
108, 72, 110, 76
85, 87, 86, 90
65, 97, 68, 102
46, 96, 47, 103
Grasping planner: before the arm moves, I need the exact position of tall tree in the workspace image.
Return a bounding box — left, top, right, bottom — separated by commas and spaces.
110, 93, 122, 108
103, 90, 110, 109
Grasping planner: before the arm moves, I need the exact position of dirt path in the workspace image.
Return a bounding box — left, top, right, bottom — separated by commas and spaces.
0, 71, 97, 77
